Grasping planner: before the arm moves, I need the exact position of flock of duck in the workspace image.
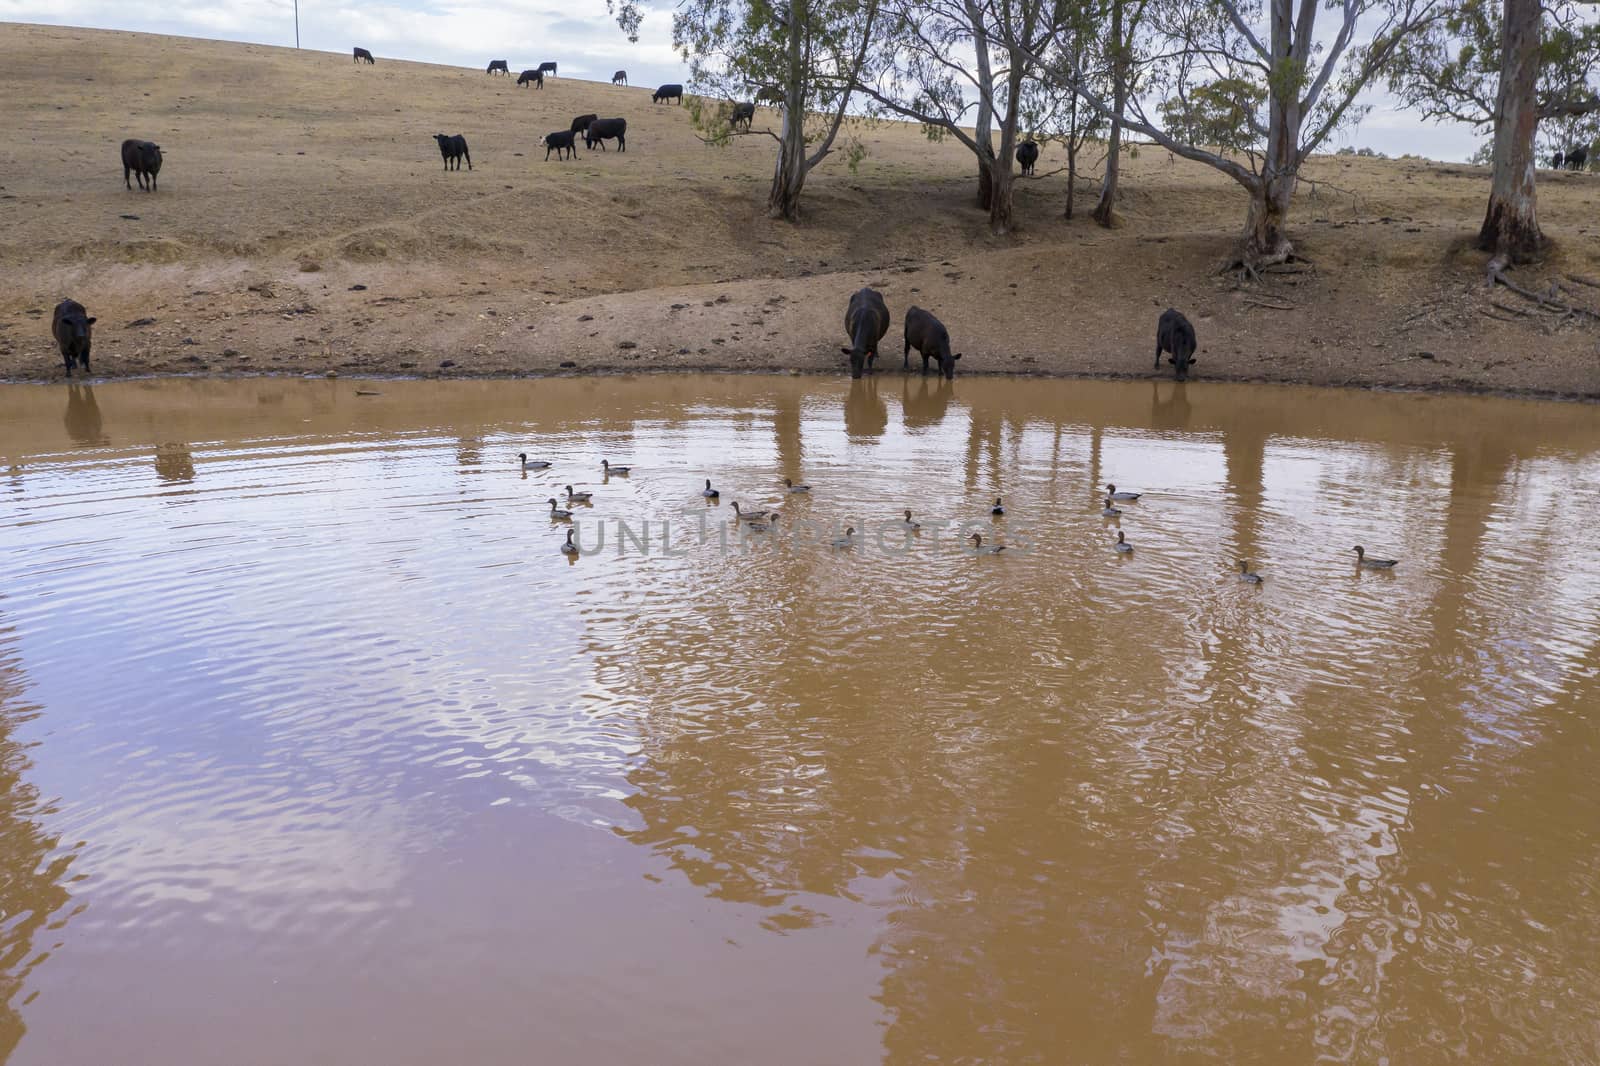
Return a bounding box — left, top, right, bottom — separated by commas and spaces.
517, 453, 1402, 573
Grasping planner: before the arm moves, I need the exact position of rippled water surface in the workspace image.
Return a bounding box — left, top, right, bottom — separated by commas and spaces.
1, 375, 1598, 1064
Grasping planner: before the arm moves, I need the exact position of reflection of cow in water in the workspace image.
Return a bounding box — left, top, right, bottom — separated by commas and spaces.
156, 443, 195, 483
901, 376, 953, 432
1149, 380, 1192, 432
63, 384, 107, 445
844, 377, 888, 441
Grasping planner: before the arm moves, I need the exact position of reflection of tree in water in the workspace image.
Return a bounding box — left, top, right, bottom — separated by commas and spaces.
0, 606, 79, 1059
843, 378, 887, 441
901, 377, 953, 433
62, 385, 107, 447
155, 443, 196, 483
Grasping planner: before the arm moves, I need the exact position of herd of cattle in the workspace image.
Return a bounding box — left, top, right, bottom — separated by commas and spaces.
1552, 145, 1590, 171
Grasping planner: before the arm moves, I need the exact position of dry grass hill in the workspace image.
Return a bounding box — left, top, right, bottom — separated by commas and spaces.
1, 22, 1597, 396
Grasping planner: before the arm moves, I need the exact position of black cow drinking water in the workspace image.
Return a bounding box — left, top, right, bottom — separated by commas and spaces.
584, 118, 627, 152
841, 288, 890, 379
1567, 145, 1590, 172
612, 70, 628, 85
653, 83, 683, 104
517, 69, 544, 88
570, 113, 598, 135
1155, 308, 1197, 381
121, 139, 163, 191
538, 62, 558, 77
731, 102, 755, 131
51, 299, 96, 377
1017, 140, 1039, 176
487, 60, 509, 75
352, 47, 374, 64
540, 130, 578, 160
433, 133, 472, 170
903, 306, 962, 379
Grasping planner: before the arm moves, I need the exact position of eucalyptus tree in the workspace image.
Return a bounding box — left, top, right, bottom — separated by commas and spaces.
1388, 0, 1600, 266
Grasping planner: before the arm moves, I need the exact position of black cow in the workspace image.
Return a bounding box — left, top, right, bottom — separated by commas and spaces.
1017, 140, 1039, 176
487, 60, 509, 75
653, 83, 683, 105
51, 299, 96, 377
538, 62, 558, 77
585, 117, 627, 152
612, 70, 628, 85
353, 47, 375, 64
1551, 150, 1567, 169
570, 113, 598, 135
1567, 145, 1589, 172
121, 138, 163, 191
1155, 308, 1197, 381
540, 130, 577, 160
841, 288, 890, 379
433, 133, 472, 170
517, 69, 544, 88
731, 102, 755, 131
903, 306, 962, 379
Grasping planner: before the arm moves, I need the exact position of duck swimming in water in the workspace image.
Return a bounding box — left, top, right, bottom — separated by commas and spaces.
970, 532, 1007, 554
701, 479, 720, 499
832, 526, 856, 548
565, 485, 593, 503
1238, 559, 1262, 583
1114, 531, 1132, 553
601, 460, 630, 475
1353, 545, 1398, 569
991, 498, 1005, 516
731, 502, 771, 522
519, 453, 552, 470
560, 529, 579, 556
1102, 498, 1123, 518
901, 509, 921, 530
1106, 483, 1141, 501
784, 477, 811, 493
547, 498, 574, 520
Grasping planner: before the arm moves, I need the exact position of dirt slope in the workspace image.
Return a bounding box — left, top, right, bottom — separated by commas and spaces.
1, 23, 1598, 397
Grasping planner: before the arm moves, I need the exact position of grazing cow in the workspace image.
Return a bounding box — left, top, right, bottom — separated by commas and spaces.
1551, 150, 1567, 169
1567, 145, 1589, 172
584, 117, 627, 152
120, 138, 163, 191
612, 70, 628, 85
540, 130, 578, 161
51, 299, 96, 377
903, 306, 962, 379
517, 69, 544, 88
756, 86, 784, 105
352, 47, 375, 64
841, 288, 890, 379
1155, 308, 1197, 381
487, 60, 509, 75
1017, 139, 1039, 176
538, 62, 558, 77
731, 101, 755, 131
653, 83, 683, 105
570, 113, 598, 135
433, 133, 472, 170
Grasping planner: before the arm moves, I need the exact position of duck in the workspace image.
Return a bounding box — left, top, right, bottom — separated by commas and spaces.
601, 459, 631, 475
784, 477, 811, 493
970, 532, 1007, 554
900, 509, 921, 530
731, 502, 771, 522
559, 529, 579, 556
1353, 545, 1398, 569
743, 514, 780, 533
832, 526, 856, 548
991, 497, 1005, 516
701, 479, 720, 499
1114, 531, 1132, 553
565, 485, 593, 503
547, 498, 574, 520
1106, 483, 1142, 501
518, 453, 552, 470
1101, 497, 1123, 518
1238, 559, 1261, 582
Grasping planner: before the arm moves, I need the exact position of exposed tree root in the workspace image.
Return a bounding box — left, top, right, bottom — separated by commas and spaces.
1487, 265, 1600, 322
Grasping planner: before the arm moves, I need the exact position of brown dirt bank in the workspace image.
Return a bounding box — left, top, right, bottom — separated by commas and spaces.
2, 24, 1598, 398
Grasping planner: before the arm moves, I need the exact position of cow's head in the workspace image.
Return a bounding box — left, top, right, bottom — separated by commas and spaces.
841, 344, 872, 379
939, 349, 962, 380
1171, 340, 1195, 382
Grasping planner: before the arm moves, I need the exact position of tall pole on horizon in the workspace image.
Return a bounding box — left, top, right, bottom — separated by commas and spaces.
294, 0, 300, 48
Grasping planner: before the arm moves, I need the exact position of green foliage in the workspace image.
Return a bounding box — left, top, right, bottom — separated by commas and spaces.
1158, 77, 1267, 155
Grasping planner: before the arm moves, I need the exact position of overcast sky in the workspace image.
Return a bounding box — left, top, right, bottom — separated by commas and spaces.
0, 1, 1487, 161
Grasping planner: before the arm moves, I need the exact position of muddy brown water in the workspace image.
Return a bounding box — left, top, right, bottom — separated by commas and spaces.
1, 375, 1598, 1065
